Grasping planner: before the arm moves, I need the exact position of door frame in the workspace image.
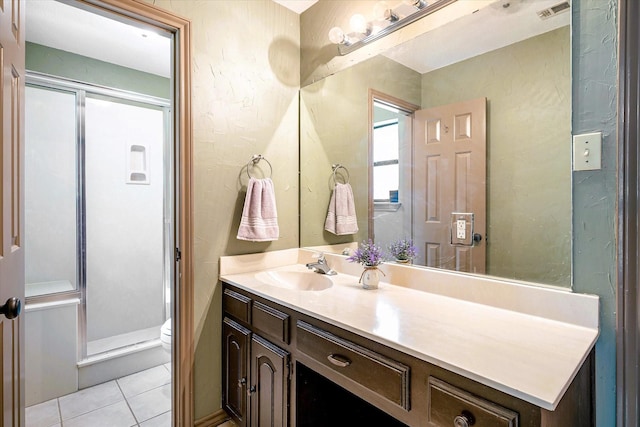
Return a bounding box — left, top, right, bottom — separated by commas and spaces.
74, 1, 194, 425
367, 89, 420, 241
617, 0, 639, 425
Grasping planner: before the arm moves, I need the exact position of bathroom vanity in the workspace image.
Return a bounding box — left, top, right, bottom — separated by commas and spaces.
220, 249, 598, 427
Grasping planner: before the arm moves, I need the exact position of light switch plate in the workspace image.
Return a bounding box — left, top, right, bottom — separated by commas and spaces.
573, 132, 602, 171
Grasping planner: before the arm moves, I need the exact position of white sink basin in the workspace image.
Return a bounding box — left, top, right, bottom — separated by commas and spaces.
254, 270, 333, 291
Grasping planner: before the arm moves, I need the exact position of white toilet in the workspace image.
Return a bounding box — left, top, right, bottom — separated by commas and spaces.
160, 318, 172, 352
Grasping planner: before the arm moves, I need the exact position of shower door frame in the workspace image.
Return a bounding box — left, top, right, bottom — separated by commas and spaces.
26, 72, 173, 361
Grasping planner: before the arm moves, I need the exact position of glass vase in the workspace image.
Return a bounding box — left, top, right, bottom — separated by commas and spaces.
360, 266, 380, 290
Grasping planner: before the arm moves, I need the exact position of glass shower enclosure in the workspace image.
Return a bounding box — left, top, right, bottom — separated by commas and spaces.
25, 72, 173, 362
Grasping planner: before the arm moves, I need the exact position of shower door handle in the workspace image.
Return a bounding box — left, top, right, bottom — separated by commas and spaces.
0, 298, 21, 320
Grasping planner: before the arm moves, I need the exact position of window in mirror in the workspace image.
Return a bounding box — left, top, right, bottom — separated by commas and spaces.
373, 118, 400, 202
373, 100, 413, 207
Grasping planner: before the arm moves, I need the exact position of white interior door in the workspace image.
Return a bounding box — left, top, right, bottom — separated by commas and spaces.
0, 0, 26, 425
413, 97, 487, 274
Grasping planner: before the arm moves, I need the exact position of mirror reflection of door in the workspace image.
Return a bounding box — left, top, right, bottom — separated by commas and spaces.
413, 98, 487, 273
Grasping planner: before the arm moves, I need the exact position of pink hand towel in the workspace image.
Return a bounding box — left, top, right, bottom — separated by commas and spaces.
237, 178, 279, 241
324, 182, 358, 235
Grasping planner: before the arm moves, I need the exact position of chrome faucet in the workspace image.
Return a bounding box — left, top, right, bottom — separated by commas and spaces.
306, 253, 337, 275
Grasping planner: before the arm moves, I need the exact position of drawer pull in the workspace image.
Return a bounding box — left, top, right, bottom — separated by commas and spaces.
453, 411, 475, 427
327, 353, 351, 367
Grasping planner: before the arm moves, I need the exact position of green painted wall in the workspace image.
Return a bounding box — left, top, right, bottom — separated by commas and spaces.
300, 55, 421, 247
143, 0, 301, 419
571, 1, 618, 425
420, 27, 571, 286
26, 42, 170, 99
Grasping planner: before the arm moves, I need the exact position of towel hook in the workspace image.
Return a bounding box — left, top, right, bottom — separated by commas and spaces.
246, 154, 273, 179
331, 164, 350, 185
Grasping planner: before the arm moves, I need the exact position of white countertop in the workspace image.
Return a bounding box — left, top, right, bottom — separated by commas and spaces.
219, 248, 599, 411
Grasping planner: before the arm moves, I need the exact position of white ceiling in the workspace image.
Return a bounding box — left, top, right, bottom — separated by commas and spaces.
384, 0, 570, 73
25, 0, 317, 78
25, 0, 569, 79
272, 0, 318, 14
26, 0, 172, 77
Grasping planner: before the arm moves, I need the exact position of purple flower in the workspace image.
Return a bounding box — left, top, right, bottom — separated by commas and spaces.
388, 239, 418, 260
347, 239, 385, 267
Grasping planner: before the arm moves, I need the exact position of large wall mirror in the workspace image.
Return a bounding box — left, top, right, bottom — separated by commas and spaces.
300, 0, 572, 287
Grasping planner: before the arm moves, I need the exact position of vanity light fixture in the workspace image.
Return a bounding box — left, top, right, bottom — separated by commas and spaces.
405, 0, 429, 9
328, 0, 457, 55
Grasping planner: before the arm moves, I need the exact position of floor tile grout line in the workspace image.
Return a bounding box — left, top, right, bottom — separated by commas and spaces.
27, 364, 172, 427
56, 398, 62, 427
116, 378, 141, 426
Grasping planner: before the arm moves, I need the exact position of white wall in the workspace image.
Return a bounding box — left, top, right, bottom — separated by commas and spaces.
25, 302, 78, 406
25, 86, 77, 289
85, 97, 165, 342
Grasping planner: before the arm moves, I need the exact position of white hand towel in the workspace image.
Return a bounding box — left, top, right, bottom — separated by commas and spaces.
324, 182, 358, 235
237, 178, 279, 241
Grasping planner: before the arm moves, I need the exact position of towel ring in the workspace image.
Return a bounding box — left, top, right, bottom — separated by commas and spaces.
331, 164, 350, 185
247, 154, 273, 179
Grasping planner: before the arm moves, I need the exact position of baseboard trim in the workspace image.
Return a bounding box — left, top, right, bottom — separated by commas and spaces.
194, 408, 231, 427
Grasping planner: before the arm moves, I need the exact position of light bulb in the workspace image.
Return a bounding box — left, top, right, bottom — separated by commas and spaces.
349, 13, 368, 34
403, 0, 428, 9
328, 26, 346, 44
373, 1, 391, 20
373, 2, 399, 22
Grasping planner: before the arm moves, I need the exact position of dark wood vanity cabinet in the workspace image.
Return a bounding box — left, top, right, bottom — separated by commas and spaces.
223, 289, 290, 427
222, 318, 250, 427
250, 335, 289, 427
222, 283, 593, 427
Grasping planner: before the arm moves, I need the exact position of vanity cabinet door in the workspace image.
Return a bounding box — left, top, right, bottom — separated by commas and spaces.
223, 318, 251, 427
250, 335, 290, 427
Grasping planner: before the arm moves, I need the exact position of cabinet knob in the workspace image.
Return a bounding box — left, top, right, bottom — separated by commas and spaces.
238, 377, 247, 387
453, 411, 475, 427
247, 385, 256, 395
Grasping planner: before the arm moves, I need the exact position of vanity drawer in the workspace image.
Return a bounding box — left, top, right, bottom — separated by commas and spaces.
296, 320, 410, 410
427, 377, 518, 427
223, 288, 251, 324
252, 300, 290, 344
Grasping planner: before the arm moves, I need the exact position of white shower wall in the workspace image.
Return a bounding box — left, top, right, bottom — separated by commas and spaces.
25, 86, 77, 291
25, 86, 80, 406
85, 96, 165, 343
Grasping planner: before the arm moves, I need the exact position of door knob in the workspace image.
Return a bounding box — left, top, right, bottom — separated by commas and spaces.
0, 298, 21, 320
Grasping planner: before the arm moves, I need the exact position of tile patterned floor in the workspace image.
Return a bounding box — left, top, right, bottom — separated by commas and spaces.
26, 363, 172, 427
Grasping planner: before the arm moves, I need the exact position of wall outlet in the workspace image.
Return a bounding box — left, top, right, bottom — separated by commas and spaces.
450, 213, 474, 246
